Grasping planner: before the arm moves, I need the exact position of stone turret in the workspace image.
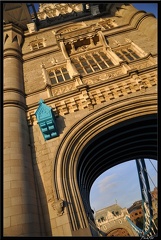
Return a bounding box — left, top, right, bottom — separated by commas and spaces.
3, 23, 42, 236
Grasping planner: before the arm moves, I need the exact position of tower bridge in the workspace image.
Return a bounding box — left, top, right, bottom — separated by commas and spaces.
3, 2, 157, 237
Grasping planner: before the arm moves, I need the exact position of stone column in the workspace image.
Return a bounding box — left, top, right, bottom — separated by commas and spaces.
3, 23, 42, 236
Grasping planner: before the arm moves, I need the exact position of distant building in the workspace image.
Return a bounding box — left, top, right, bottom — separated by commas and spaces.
151, 187, 158, 220
128, 200, 143, 224
128, 187, 158, 224
95, 204, 137, 236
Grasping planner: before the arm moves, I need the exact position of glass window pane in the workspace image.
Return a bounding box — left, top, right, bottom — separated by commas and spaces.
86, 67, 93, 73
49, 72, 54, 76
62, 68, 67, 72
93, 54, 100, 60
115, 51, 126, 61
50, 77, 57, 84
88, 59, 95, 65
99, 62, 107, 69
55, 70, 61, 74
82, 62, 88, 67
106, 59, 114, 66
57, 75, 64, 82
93, 65, 100, 71
126, 54, 134, 60
81, 59, 88, 66
133, 53, 140, 59
64, 73, 70, 80
99, 52, 107, 58
78, 69, 85, 75
128, 49, 140, 59
116, 52, 122, 58
122, 50, 127, 54
74, 63, 81, 68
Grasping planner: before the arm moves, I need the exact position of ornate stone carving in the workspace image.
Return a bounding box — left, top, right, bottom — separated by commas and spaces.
27, 22, 37, 33
41, 63, 50, 85
128, 58, 156, 74
26, 69, 156, 120
133, 75, 146, 92
58, 26, 82, 34
52, 83, 76, 96
83, 69, 123, 85
124, 38, 131, 43
51, 57, 58, 65
77, 45, 89, 52
3, 26, 23, 47
74, 76, 83, 86
97, 18, 118, 29
113, 39, 121, 46
52, 198, 64, 216
27, 112, 33, 126
37, 3, 83, 20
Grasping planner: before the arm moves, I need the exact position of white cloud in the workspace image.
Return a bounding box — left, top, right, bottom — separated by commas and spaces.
90, 159, 158, 211
97, 174, 117, 193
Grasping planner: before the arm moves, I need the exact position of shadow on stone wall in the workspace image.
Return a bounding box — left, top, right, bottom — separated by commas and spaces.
27, 113, 66, 236
28, 127, 52, 236
55, 114, 66, 135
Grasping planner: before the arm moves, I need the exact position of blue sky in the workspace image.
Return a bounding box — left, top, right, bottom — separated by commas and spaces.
132, 3, 158, 18
90, 159, 157, 211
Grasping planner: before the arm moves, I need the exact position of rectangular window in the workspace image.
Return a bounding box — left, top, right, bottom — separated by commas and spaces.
48, 67, 71, 84
71, 51, 114, 76
114, 48, 140, 62
31, 41, 44, 50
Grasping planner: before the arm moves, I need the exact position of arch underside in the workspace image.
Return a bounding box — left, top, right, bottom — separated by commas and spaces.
53, 93, 157, 233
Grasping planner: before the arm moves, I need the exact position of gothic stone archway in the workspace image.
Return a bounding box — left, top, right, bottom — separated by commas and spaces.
52, 92, 157, 236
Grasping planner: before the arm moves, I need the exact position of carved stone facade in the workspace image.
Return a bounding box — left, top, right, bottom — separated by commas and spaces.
37, 3, 83, 19
95, 204, 137, 236
3, 3, 157, 237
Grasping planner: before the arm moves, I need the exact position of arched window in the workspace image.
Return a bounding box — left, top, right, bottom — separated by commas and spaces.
49, 72, 57, 84
62, 68, 70, 80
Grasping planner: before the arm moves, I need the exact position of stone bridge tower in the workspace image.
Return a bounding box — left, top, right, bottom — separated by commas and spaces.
3, 3, 157, 237
95, 204, 138, 236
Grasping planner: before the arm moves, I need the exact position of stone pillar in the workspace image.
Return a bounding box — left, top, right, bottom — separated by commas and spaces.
3, 23, 42, 236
